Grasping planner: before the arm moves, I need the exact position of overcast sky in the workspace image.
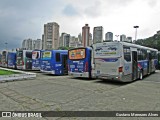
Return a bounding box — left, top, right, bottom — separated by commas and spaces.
0, 0, 160, 50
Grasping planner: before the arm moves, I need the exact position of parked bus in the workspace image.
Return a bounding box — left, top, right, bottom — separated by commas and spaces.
1, 50, 8, 67
92, 42, 158, 82
7, 52, 17, 69
158, 51, 160, 69
16, 50, 32, 70
40, 50, 68, 75
32, 50, 41, 70
68, 47, 95, 78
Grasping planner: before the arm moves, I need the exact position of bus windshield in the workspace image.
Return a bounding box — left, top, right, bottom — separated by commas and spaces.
41, 51, 52, 59
32, 51, 40, 60
94, 43, 119, 58
69, 48, 86, 60
17, 51, 23, 58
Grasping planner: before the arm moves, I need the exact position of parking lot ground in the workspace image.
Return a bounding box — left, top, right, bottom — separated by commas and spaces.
0, 71, 160, 120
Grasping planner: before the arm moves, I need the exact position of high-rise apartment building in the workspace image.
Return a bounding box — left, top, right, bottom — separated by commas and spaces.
59, 32, 67, 47
22, 38, 32, 50
32, 39, 42, 50
105, 32, 113, 41
126, 37, 132, 43
89, 33, 93, 46
22, 39, 42, 50
64, 34, 70, 47
120, 34, 126, 41
82, 24, 90, 47
78, 33, 82, 43
93, 26, 103, 44
43, 22, 59, 50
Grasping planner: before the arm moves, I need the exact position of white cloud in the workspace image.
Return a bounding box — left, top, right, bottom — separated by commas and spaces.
0, 0, 160, 50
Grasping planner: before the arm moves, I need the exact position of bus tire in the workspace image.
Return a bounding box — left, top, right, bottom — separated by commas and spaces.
139, 70, 143, 80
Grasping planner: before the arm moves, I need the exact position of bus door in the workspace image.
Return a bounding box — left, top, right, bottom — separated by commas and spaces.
132, 51, 138, 80
147, 52, 152, 73
26, 51, 32, 70
62, 54, 68, 74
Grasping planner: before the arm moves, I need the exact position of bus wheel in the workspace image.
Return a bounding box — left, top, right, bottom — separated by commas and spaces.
139, 70, 143, 80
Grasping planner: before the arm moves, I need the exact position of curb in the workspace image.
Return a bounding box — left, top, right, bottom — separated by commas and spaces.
0, 67, 36, 82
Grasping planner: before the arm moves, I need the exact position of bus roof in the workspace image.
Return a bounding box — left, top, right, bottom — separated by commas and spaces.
69, 47, 92, 51
93, 41, 158, 52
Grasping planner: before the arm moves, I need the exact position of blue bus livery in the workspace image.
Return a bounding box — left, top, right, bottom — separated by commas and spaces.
32, 50, 41, 70
7, 52, 17, 69
40, 50, 68, 75
68, 47, 94, 78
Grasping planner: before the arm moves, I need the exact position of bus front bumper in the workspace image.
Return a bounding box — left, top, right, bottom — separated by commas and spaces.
32, 66, 40, 70
40, 69, 55, 74
68, 71, 89, 78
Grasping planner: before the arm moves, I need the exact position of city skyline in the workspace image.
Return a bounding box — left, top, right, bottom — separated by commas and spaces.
0, 0, 160, 50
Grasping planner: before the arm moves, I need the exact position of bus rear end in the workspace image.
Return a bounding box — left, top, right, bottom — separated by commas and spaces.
40, 50, 54, 74
32, 50, 41, 70
93, 42, 123, 81
7, 52, 16, 69
1, 51, 8, 67
16, 50, 24, 69
68, 48, 91, 78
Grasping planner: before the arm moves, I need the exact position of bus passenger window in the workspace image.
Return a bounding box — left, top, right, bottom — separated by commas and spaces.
26, 52, 32, 58
123, 47, 131, 62
56, 53, 60, 62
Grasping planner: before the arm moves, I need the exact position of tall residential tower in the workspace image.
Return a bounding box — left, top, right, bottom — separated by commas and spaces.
43, 22, 59, 50
82, 24, 90, 47
93, 26, 103, 44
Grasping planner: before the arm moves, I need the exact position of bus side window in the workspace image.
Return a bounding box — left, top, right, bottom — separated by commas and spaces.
123, 46, 131, 62
56, 53, 61, 62
26, 52, 32, 59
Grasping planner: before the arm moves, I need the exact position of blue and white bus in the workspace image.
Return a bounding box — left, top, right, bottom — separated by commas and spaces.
92, 42, 158, 82
7, 52, 17, 69
68, 47, 95, 78
32, 50, 41, 70
40, 50, 68, 75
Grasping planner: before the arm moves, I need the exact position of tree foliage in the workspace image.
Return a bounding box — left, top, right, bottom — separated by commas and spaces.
135, 34, 160, 51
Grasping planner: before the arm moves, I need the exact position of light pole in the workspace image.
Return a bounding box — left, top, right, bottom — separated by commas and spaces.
115, 35, 119, 41
133, 26, 139, 41
5, 42, 8, 50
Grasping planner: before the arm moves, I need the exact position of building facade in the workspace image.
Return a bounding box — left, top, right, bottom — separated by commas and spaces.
93, 26, 103, 44
120, 34, 126, 41
105, 32, 113, 41
126, 37, 132, 43
43, 22, 59, 50
22, 39, 32, 50
82, 24, 90, 47
64, 34, 70, 47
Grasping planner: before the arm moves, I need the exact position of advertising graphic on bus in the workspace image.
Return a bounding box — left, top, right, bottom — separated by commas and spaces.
7, 52, 17, 69
32, 50, 41, 70
40, 50, 68, 75
92, 42, 158, 82
68, 47, 94, 78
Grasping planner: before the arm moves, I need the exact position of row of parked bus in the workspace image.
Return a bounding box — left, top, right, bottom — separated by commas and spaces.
0, 41, 160, 82
0, 49, 68, 75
